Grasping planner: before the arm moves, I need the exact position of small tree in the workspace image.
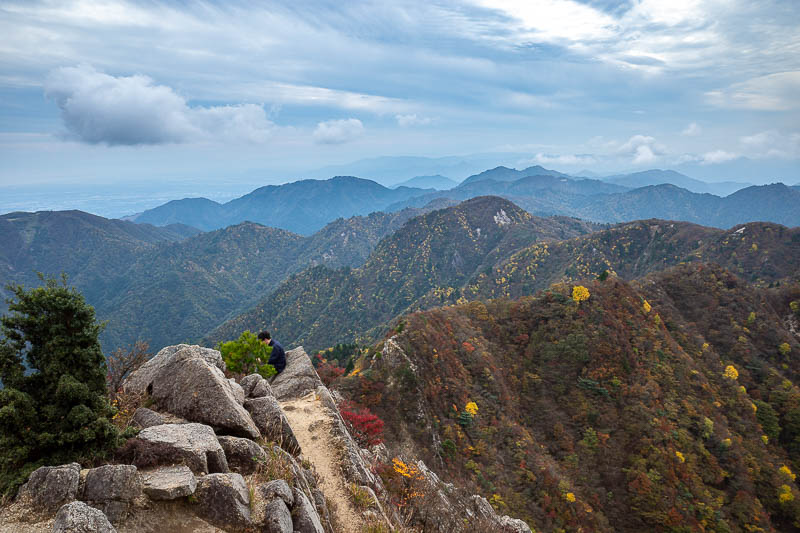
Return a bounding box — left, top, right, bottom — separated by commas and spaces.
0, 275, 119, 496
572, 285, 590, 304
217, 330, 275, 378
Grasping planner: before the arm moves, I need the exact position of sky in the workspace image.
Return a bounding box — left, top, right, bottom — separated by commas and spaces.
1, 0, 799, 189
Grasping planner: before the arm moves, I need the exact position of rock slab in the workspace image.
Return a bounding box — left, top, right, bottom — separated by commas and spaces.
244, 396, 301, 455
17, 463, 80, 512
133, 423, 228, 474
292, 488, 324, 533
194, 473, 252, 529
53, 501, 116, 533
83, 465, 141, 502
140, 465, 197, 500
270, 347, 322, 401
262, 498, 293, 533
218, 435, 268, 475
124, 344, 225, 397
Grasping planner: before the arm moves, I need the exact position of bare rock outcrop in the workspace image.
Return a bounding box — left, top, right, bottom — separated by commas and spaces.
241, 373, 274, 399
244, 396, 301, 455
270, 347, 323, 401
291, 488, 325, 533
148, 346, 261, 439
53, 501, 117, 533
124, 344, 224, 397
194, 473, 252, 530
130, 423, 229, 474
139, 465, 197, 500
261, 498, 293, 533
217, 435, 268, 475
82, 465, 141, 524
16, 463, 81, 513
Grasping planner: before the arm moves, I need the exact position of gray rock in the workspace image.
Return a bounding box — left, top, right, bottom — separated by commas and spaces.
218, 435, 267, 475
131, 407, 165, 429
194, 473, 251, 529
292, 489, 324, 533
149, 346, 261, 439
88, 500, 129, 525
244, 396, 301, 455
140, 465, 197, 500
241, 373, 275, 399
124, 344, 225, 397
499, 515, 533, 533
270, 347, 323, 401
133, 423, 228, 474
262, 498, 293, 533
228, 378, 245, 404
17, 463, 80, 512
83, 465, 141, 502
312, 489, 332, 532
53, 501, 116, 533
258, 479, 294, 508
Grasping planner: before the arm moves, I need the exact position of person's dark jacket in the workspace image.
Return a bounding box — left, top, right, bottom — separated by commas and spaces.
268, 340, 286, 374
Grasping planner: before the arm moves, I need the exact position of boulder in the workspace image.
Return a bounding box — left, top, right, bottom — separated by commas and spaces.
244, 396, 301, 455
217, 435, 267, 475
194, 473, 251, 529
228, 379, 246, 405
131, 407, 165, 429
258, 479, 294, 508
499, 515, 533, 533
270, 347, 323, 401
124, 344, 225, 397
147, 346, 260, 439
132, 423, 228, 474
139, 465, 197, 500
53, 501, 116, 533
17, 463, 80, 512
240, 373, 274, 399
261, 498, 293, 533
292, 488, 325, 533
83, 465, 141, 502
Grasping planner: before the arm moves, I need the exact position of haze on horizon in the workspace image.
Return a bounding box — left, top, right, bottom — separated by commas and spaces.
0, 0, 799, 190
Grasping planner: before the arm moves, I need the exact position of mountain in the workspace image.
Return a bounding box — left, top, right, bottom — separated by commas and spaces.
602, 169, 750, 196
393, 174, 458, 190
206, 196, 600, 350
212, 200, 799, 353
333, 265, 800, 531
459, 165, 570, 186
0, 206, 435, 353
133, 176, 432, 235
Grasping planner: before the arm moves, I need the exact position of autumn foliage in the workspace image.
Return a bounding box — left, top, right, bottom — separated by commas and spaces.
340, 400, 385, 447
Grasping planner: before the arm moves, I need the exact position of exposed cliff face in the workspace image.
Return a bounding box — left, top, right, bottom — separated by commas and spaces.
1, 344, 528, 532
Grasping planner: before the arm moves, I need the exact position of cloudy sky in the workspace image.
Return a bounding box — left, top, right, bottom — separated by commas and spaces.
1, 0, 799, 187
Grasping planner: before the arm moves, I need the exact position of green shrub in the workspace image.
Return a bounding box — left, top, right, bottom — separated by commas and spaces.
0, 275, 120, 497
217, 330, 276, 378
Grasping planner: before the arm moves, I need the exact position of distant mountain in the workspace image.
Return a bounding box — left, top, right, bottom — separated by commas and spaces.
339, 264, 800, 531
0, 206, 435, 353
392, 175, 458, 190
206, 196, 600, 350
602, 169, 750, 196
459, 165, 570, 186
133, 176, 431, 235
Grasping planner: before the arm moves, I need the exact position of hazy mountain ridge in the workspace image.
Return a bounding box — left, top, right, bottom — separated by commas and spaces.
601, 169, 751, 195
134, 176, 433, 235
332, 265, 800, 531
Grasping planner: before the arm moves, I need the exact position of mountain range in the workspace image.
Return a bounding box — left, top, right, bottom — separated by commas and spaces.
130, 166, 800, 235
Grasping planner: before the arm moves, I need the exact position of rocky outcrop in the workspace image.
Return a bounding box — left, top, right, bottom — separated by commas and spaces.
217, 435, 268, 475
82, 465, 142, 524
270, 347, 323, 401
258, 479, 294, 508
139, 465, 197, 500
124, 344, 225, 397
241, 373, 274, 399
131, 407, 166, 429
194, 473, 252, 530
244, 396, 301, 455
262, 498, 293, 533
17, 463, 81, 513
292, 488, 325, 533
148, 346, 261, 439
53, 501, 117, 533
131, 423, 229, 474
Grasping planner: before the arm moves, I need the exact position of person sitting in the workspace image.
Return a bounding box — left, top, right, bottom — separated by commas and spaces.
258, 330, 286, 375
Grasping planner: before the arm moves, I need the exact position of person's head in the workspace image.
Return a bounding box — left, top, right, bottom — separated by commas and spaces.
257, 331, 271, 344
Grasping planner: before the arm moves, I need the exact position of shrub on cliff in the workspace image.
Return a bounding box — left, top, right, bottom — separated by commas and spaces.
0, 275, 120, 496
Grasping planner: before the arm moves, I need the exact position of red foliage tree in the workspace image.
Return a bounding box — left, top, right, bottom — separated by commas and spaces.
340, 401, 384, 447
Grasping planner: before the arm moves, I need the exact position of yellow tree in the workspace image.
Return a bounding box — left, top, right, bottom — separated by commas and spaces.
572, 285, 590, 304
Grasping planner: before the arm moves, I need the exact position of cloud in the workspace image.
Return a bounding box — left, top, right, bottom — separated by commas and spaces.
615, 135, 666, 165
682, 122, 701, 136
529, 153, 597, 166
44, 65, 274, 145
701, 150, 738, 164
395, 114, 433, 127
706, 72, 800, 111
312, 118, 364, 144
740, 130, 800, 159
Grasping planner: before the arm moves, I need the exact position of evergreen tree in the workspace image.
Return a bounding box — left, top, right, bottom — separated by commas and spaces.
0, 275, 120, 496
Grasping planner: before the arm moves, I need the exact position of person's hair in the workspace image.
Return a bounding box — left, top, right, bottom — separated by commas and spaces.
257, 331, 271, 341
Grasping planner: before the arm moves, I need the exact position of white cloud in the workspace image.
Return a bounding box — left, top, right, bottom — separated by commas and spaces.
615, 135, 666, 165
682, 122, 701, 136
530, 153, 597, 166
701, 150, 738, 164
44, 65, 274, 145
706, 72, 800, 111
740, 130, 800, 159
312, 118, 364, 144
395, 114, 433, 127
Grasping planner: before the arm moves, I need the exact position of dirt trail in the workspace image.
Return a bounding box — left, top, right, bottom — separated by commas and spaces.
281, 392, 363, 533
